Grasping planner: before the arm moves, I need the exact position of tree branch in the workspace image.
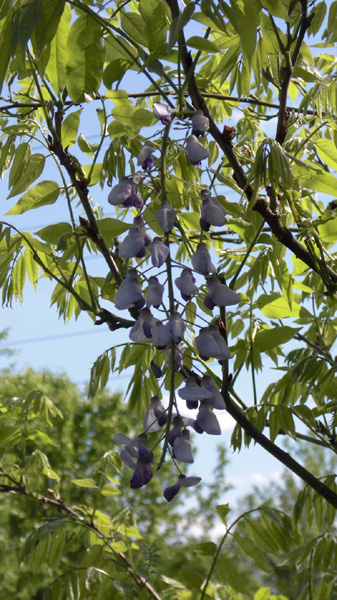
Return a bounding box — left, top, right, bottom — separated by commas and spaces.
0, 481, 163, 600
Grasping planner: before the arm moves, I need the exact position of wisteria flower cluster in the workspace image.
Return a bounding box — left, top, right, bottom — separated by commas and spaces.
110, 103, 240, 501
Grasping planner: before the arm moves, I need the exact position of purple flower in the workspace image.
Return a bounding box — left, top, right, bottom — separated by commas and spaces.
191, 110, 209, 137
185, 135, 209, 165
165, 344, 184, 371
108, 172, 145, 209
143, 395, 167, 432
200, 192, 227, 231
204, 276, 241, 310
150, 237, 169, 267
129, 307, 157, 342
178, 376, 213, 403
168, 312, 186, 343
173, 429, 194, 463
119, 216, 151, 260
195, 325, 231, 361
200, 375, 226, 410
153, 102, 171, 125
137, 141, 155, 170
197, 401, 221, 435
146, 276, 164, 308
174, 268, 199, 301
164, 474, 202, 502
115, 433, 153, 489
191, 242, 216, 275
114, 269, 145, 310
154, 200, 177, 233
151, 321, 172, 349
108, 177, 132, 206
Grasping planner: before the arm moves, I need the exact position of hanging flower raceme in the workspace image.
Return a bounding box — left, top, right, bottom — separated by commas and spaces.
204, 276, 241, 310
185, 134, 209, 165
191, 242, 216, 275
137, 141, 155, 170
191, 110, 209, 137
164, 474, 202, 502
119, 216, 151, 259
153, 102, 171, 125
150, 237, 169, 267
195, 324, 231, 361
129, 307, 157, 342
154, 200, 177, 233
108, 172, 145, 209
114, 268, 145, 310
143, 395, 167, 432
200, 189, 227, 231
146, 276, 164, 309
174, 268, 199, 301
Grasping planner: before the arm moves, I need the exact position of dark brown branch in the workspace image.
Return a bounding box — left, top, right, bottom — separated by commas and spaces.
222, 393, 337, 509
276, 0, 310, 145
0, 482, 163, 600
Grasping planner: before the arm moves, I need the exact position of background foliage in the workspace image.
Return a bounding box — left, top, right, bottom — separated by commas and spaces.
1, 0, 337, 598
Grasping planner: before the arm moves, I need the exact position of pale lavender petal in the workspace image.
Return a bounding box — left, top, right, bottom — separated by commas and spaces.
173, 429, 194, 463
197, 401, 221, 435
185, 134, 209, 165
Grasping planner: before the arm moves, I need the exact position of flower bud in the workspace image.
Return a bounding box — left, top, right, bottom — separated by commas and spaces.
195, 324, 231, 361
137, 141, 155, 169
154, 200, 177, 233
204, 276, 241, 310
146, 276, 164, 309
153, 102, 171, 125
114, 269, 145, 310
150, 237, 169, 267
173, 429, 194, 463
197, 401, 221, 435
151, 321, 172, 349
174, 268, 199, 301
185, 134, 209, 165
168, 312, 186, 343
191, 110, 209, 137
191, 242, 216, 275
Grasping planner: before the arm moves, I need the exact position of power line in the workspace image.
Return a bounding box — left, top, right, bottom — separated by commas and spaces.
4, 327, 109, 347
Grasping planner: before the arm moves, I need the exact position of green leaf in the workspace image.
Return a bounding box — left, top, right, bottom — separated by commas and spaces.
235, 0, 257, 67
216, 503, 230, 524
71, 478, 97, 488
256, 293, 312, 319
35, 222, 72, 244
168, 2, 195, 51
254, 326, 301, 351
315, 138, 337, 170
6, 180, 59, 215
66, 15, 105, 103
103, 59, 131, 89
139, 0, 170, 52
120, 11, 148, 47
0, 425, 21, 447
31, 0, 66, 58
45, 3, 71, 94
318, 216, 337, 242
42, 466, 60, 480
260, 0, 289, 21
0, 19, 11, 93
8, 142, 31, 189
111, 105, 156, 129
78, 133, 99, 154
187, 35, 219, 53
195, 541, 217, 555
10, 0, 42, 55
8, 154, 46, 199
61, 109, 81, 148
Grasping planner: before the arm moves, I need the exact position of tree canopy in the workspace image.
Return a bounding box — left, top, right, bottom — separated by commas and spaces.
1, 0, 337, 598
